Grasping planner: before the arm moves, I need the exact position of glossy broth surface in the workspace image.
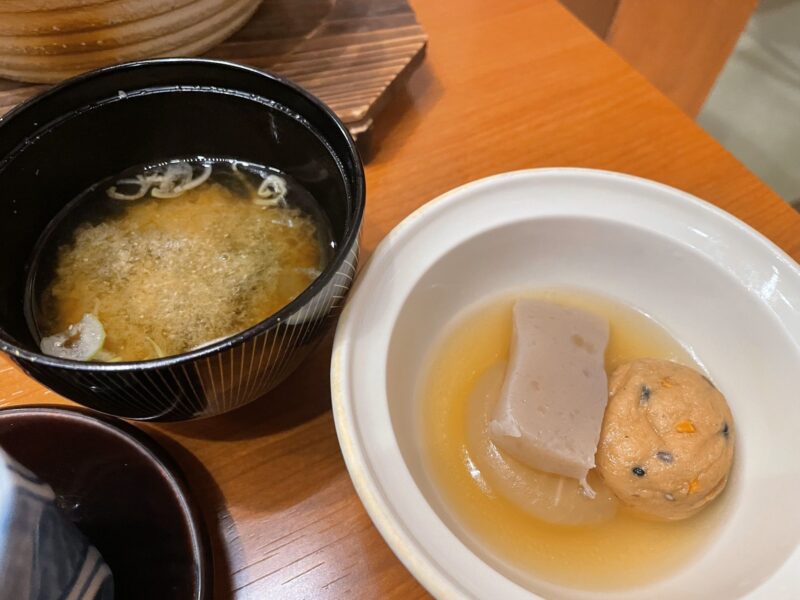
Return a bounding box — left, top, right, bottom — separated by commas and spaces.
420, 289, 727, 590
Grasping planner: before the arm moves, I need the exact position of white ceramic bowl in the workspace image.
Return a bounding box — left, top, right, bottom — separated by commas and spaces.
331, 168, 800, 599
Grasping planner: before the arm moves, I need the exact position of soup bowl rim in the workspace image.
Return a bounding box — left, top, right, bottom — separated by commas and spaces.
0, 57, 365, 371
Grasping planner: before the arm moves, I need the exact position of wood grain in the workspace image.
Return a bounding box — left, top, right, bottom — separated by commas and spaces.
1, 0, 799, 598
558, 0, 756, 116
0, 0, 262, 82
606, 0, 757, 116
205, 0, 428, 130
0, 0, 428, 140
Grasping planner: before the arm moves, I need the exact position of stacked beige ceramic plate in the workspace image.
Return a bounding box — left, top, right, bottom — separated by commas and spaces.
0, 0, 261, 83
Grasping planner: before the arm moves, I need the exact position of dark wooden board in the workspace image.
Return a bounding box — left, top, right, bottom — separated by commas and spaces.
0, 0, 427, 143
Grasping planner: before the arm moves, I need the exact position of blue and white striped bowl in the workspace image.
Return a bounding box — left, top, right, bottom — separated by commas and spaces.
0, 59, 365, 421
0, 449, 114, 599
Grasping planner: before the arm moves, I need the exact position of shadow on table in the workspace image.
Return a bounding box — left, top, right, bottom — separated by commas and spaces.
147, 431, 241, 600
360, 61, 442, 164
161, 332, 336, 443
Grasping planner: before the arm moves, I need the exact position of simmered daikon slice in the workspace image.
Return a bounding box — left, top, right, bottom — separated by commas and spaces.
467, 363, 618, 526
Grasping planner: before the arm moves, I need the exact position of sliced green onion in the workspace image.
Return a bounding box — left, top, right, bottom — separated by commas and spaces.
40, 313, 106, 361
255, 174, 288, 207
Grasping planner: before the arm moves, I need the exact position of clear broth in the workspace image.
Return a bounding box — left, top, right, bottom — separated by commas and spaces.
420, 289, 727, 590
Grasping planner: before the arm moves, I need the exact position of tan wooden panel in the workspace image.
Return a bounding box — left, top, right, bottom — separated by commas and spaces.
607, 0, 757, 116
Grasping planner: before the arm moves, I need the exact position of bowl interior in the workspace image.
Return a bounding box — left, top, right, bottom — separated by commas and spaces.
0, 60, 359, 354
335, 169, 800, 599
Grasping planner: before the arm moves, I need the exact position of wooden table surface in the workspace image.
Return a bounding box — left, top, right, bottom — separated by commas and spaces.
2, 1, 799, 598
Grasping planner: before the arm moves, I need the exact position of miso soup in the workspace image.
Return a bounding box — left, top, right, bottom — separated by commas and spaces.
26, 159, 334, 362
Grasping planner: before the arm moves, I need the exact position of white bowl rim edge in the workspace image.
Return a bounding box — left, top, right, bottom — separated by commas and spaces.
330, 167, 800, 600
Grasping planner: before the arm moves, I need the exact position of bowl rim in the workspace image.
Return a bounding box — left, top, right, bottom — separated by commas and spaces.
330, 167, 800, 599
0, 403, 213, 598
0, 57, 365, 371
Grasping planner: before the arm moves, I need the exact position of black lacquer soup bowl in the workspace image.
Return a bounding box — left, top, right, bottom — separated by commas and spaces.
0, 58, 364, 421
